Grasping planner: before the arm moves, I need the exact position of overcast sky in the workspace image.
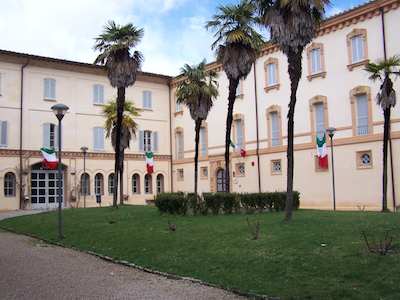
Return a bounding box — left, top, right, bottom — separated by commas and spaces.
0, 0, 366, 76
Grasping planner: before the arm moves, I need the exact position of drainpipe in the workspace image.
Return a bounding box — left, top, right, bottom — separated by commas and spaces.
381, 7, 396, 211
168, 82, 174, 192
19, 60, 29, 210
253, 63, 262, 193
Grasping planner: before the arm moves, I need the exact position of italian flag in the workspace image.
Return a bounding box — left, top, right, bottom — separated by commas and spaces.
316, 134, 328, 169
230, 140, 246, 158
145, 151, 154, 174
40, 147, 58, 170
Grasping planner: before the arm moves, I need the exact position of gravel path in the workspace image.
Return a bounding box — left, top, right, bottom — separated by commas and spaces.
0, 230, 243, 300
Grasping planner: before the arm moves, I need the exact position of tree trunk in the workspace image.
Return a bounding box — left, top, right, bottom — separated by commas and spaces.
113, 87, 125, 208
382, 107, 390, 212
225, 78, 240, 193
194, 119, 202, 195
285, 49, 303, 222
119, 149, 125, 206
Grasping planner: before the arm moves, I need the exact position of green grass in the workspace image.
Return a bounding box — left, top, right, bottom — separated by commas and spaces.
1, 206, 400, 299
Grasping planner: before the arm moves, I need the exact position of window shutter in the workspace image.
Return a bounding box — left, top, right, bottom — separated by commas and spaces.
0, 73, 2, 95
44, 79, 48, 98
356, 95, 369, 135
271, 112, 279, 146
139, 130, 144, 151
51, 79, 56, 99
99, 85, 104, 103
43, 123, 50, 148
0, 121, 7, 146
93, 85, 98, 103
54, 124, 59, 149
200, 128, 206, 156
236, 120, 243, 149
315, 103, 325, 138
148, 92, 152, 108
152, 131, 158, 152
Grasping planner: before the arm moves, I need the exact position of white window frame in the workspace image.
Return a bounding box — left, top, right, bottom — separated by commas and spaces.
94, 173, 104, 195
93, 127, 105, 151
310, 48, 322, 74
144, 174, 153, 194
44, 78, 56, 100
270, 112, 280, 147
0, 121, 8, 147
93, 84, 104, 105
351, 35, 365, 64
314, 103, 325, 138
267, 63, 277, 86
4, 172, 16, 197
356, 94, 369, 136
144, 130, 152, 152
132, 174, 140, 194
235, 119, 244, 150
142, 91, 152, 109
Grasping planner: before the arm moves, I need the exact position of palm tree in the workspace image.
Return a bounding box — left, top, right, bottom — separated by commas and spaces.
94, 21, 143, 207
365, 56, 400, 212
253, 0, 329, 221
176, 60, 219, 196
103, 101, 140, 205
206, 0, 263, 192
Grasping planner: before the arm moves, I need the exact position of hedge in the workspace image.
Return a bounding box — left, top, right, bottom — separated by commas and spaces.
155, 191, 300, 215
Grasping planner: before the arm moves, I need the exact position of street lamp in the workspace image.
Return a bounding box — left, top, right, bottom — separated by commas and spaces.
51, 103, 69, 240
326, 127, 337, 211
80, 146, 88, 208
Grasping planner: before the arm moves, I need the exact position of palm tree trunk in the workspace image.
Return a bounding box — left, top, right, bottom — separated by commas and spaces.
225, 78, 240, 193
285, 49, 303, 222
113, 87, 125, 208
382, 107, 390, 212
194, 119, 202, 195
119, 149, 125, 206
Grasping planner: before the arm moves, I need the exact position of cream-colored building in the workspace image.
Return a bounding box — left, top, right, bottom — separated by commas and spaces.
1, 0, 399, 211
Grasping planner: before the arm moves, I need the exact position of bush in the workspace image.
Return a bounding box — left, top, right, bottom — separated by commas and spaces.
154, 192, 187, 215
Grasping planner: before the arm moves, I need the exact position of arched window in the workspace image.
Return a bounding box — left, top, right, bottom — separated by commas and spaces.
4, 172, 16, 197
156, 174, 164, 194
94, 173, 104, 195
144, 174, 152, 194
132, 173, 140, 194
108, 173, 115, 195
80, 173, 90, 196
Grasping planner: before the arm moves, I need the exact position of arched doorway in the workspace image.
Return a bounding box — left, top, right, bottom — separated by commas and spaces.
216, 168, 226, 192
30, 162, 66, 210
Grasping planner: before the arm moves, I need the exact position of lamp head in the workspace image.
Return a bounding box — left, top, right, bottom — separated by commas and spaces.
80, 146, 88, 154
326, 127, 336, 138
51, 103, 69, 121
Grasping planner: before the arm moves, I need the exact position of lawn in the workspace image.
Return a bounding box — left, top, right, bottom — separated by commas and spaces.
1, 206, 399, 299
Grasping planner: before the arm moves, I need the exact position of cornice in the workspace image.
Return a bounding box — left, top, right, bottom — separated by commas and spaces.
0, 149, 171, 161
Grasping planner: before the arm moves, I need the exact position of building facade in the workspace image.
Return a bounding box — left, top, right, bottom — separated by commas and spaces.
1, 0, 399, 211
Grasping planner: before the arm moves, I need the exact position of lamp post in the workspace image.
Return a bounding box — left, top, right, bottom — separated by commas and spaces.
80, 146, 88, 208
326, 127, 337, 211
51, 103, 69, 240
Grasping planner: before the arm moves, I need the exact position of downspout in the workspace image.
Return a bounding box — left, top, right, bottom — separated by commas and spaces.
253, 63, 261, 193
381, 7, 396, 211
19, 60, 29, 209
168, 81, 174, 192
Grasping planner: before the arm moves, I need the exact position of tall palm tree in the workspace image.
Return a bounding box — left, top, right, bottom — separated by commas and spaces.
365, 56, 400, 212
253, 0, 329, 221
94, 21, 143, 207
103, 101, 140, 205
206, 0, 263, 192
176, 60, 219, 195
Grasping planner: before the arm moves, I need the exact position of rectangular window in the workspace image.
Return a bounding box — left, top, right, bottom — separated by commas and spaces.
93, 127, 105, 150
356, 94, 369, 135
93, 84, 104, 104
0, 121, 7, 147
200, 167, 208, 179
200, 127, 207, 157
235, 120, 244, 150
310, 48, 322, 74
43, 123, 57, 149
44, 78, 56, 100
351, 35, 365, 63
270, 112, 280, 146
143, 91, 152, 109
271, 160, 282, 175
144, 130, 152, 152
314, 103, 325, 138
139, 130, 158, 152
176, 132, 184, 159
267, 63, 277, 86
235, 163, 245, 177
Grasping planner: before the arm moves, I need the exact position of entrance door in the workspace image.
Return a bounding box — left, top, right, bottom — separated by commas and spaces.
31, 170, 63, 210
216, 169, 226, 192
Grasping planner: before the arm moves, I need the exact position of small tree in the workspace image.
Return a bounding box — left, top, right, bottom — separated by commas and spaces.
365, 56, 400, 212
176, 60, 218, 196
103, 101, 140, 205
253, 0, 329, 221
94, 21, 143, 207
206, 0, 263, 192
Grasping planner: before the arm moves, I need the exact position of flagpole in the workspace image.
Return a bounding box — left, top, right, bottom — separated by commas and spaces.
327, 127, 337, 211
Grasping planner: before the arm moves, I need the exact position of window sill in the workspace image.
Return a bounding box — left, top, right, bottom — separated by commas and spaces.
44, 98, 57, 102
174, 111, 183, 117
141, 108, 153, 112
200, 176, 208, 180
307, 71, 327, 81
93, 102, 105, 107
357, 165, 373, 170
264, 84, 280, 93
271, 172, 282, 176
347, 59, 369, 71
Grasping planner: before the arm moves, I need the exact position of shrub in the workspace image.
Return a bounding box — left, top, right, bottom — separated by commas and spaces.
221, 193, 238, 214
154, 192, 187, 215
203, 193, 223, 215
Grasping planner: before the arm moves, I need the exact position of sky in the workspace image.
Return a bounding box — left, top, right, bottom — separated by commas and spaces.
0, 0, 367, 76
